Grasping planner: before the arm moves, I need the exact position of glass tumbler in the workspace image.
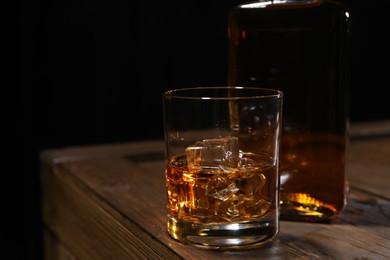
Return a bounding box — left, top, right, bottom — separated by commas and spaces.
162, 86, 283, 250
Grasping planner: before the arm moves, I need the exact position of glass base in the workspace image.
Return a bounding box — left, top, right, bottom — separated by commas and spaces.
167, 215, 279, 250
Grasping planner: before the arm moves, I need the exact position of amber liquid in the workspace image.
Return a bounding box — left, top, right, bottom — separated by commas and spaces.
228, 0, 350, 222
165, 153, 279, 249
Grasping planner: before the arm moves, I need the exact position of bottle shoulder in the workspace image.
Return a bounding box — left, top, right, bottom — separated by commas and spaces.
228, 0, 350, 28
229, 0, 349, 15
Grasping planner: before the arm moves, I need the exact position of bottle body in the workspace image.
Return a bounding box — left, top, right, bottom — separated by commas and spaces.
228, 0, 350, 222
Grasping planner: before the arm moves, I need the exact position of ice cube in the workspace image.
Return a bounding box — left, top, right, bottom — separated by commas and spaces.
215, 200, 240, 221
236, 174, 266, 196
205, 175, 239, 201
244, 199, 271, 218
185, 137, 240, 171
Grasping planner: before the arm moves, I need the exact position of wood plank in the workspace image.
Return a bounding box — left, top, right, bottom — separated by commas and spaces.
43, 229, 76, 260
41, 159, 181, 260
41, 120, 390, 259
40, 139, 165, 164
40, 120, 390, 165
349, 120, 390, 139
47, 152, 389, 259
347, 136, 390, 200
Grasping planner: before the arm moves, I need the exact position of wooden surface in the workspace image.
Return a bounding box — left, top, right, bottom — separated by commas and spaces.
40, 120, 390, 259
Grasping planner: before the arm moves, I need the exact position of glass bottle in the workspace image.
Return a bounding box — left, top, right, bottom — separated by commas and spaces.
227, 0, 351, 222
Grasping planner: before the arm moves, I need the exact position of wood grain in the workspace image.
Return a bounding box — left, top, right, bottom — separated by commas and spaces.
41, 121, 390, 259
41, 158, 181, 259
347, 136, 390, 200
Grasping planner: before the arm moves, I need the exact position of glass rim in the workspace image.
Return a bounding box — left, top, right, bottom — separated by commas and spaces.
163, 86, 283, 100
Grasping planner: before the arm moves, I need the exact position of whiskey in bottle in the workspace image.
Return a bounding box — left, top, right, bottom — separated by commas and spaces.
227, 0, 351, 222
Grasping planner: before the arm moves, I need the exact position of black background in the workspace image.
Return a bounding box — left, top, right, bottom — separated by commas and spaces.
19, 0, 389, 259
